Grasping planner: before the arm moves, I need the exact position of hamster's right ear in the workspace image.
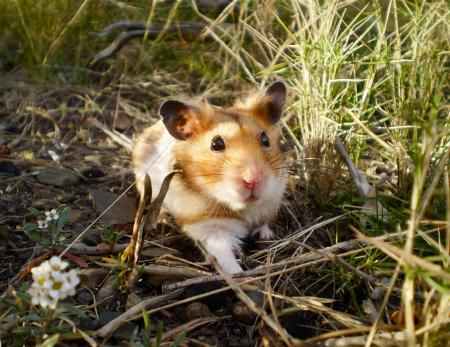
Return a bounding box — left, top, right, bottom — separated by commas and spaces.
159, 100, 200, 141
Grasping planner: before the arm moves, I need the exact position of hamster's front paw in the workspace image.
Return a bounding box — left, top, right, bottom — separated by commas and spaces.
251, 224, 273, 240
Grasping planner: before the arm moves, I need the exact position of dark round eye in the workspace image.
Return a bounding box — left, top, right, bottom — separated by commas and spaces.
260, 131, 270, 147
211, 135, 225, 151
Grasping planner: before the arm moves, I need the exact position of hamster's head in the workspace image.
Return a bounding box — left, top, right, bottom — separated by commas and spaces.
159, 81, 287, 211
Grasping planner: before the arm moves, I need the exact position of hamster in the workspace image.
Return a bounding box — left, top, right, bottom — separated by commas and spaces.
132, 81, 287, 274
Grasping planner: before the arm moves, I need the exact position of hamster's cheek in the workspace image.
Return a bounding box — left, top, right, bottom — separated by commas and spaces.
208, 175, 246, 211
260, 171, 286, 202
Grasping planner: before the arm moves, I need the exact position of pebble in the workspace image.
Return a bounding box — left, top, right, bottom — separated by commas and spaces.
68, 209, 83, 223
82, 167, 105, 179
37, 168, 80, 187
231, 302, 257, 325
31, 199, 59, 210
76, 289, 93, 305
78, 268, 109, 287
0, 161, 20, 176
89, 189, 136, 225
56, 192, 76, 203
95, 275, 119, 307
113, 112, 132, 132
186, 302, 211, 320
126, 293, 142, 310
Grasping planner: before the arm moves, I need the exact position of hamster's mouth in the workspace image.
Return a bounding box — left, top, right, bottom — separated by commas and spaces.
244, 194, 259, 203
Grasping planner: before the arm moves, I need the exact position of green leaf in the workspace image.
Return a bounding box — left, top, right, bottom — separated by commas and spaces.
56, 206, 70, 232
171, 329, 187, 347
156, 320, 163, 347
23, 228, 47, 245
27, 207, 42, 216
23, 223, 38, 233
15, 291, 31, 303
142, 308, 151, 333
58, 303, 87, 319
37, 334, 60, 347
24, 313, 42, 322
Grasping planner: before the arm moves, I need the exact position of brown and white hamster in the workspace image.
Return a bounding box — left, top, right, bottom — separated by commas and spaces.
132, 82, 287, 274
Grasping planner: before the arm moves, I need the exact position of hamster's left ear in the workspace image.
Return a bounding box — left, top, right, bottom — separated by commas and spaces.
260, 81, 287, 124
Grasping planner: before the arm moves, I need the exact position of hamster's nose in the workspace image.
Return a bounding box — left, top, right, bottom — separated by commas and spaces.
241, 170, 262, 191
242, 178, 259, 190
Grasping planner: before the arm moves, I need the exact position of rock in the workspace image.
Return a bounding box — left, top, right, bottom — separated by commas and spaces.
37, 168, 80, 187
82, 167, 105, 179
113, 112, 132, 132
231, 302, 257, 325
96, 275, 119, 307
126, 293, 142, 310
76, 289, 93, 305
97, 310, 136, 340
89, 189, 136, 225
78, 268, 109, 287
56, 192, 76, 203
98, 310, 122, 326
186, 302, 211, 320
0, 161, 20, 176
183, 283, 229, 310
31, 199, 59, 210
68, 209, 83, 223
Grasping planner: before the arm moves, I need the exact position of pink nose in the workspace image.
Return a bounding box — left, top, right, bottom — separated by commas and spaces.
242, 175, 261, 191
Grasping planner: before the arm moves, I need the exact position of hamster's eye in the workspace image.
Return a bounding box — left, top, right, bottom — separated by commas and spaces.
260, 131, 270, 147
211, 135, 225, 151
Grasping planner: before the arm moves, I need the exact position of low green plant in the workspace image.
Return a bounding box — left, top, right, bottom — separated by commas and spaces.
23, 205, 71, 250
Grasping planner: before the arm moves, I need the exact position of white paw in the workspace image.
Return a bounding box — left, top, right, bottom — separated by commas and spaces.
251, 224, 273, 240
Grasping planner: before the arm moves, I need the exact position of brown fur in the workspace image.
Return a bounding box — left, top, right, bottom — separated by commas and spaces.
133, 84, 285, 227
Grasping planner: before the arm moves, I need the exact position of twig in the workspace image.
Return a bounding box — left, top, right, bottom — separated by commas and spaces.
96, 289, 184, 338
89, 117, 132, 151
164, 239, 362, 291
89, 23, 232, 68
122, 174, 152, 289
142, 264, 210, 278
153, 316, 227, 344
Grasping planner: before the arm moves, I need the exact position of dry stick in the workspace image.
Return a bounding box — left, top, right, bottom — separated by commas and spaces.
125, 171, 180, 290
163, 239, 360, 291
123, 174, 151, 290
89, 117, 132, 151
164, 226, 430, 291
98, 229, 431, 337
153, 316, 228, 344
96, 289, 184, 338
142, 264, 209, 279
306, 325, 402, 344
97, 247, 370, 338
196, 241, 295, 346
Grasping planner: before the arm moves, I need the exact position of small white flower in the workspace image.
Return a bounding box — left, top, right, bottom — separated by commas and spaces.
45, 209, 59, 221
37, 220, 48, 229
49, 256, 68, 271
27, 256, 79, 309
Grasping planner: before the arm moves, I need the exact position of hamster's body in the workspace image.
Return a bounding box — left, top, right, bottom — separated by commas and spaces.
133, 82, 287, 274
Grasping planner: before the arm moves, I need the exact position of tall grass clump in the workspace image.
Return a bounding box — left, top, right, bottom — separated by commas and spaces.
202, 0, 449, 344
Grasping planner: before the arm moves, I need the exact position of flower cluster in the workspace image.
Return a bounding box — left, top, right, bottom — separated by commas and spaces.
37, 209, 59, 229
28, 256, 80, 309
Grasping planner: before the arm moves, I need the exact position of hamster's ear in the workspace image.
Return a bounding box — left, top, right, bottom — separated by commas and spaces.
159, 100, 200, 140
259, 81, 286, 124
